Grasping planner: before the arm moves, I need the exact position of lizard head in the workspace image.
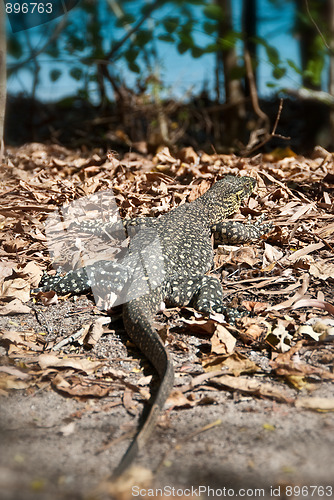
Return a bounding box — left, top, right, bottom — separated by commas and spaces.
198, 175, 256, 223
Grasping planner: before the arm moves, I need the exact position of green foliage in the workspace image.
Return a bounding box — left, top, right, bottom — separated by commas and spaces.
135, 30, 153, 47
8, 36, 22, 59
287, 59, 302, 75
203, 21, 217, 35
6, 0, 330, 105
158, 34, 175, 43
203, 4, 224, 21
70, 67, 83, 81
163, 17, 179, 33
304, 57, 324, 87
50, 69, 62, 82
115, 13, 136, 28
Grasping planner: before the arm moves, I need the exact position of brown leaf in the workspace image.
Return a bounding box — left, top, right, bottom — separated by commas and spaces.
53, 377, 110, 398
0, 299, 31, 315
0, 278, 30, 302
295, 397, 334, 411
210, 325, 236, 355
0, 365, 30, 379
182, 316, 216, 335
177, 147, 199, 164
83, 317, 108, 349
166, 389, 215, 409
292, 299, 334, 316
238, 319, 266, 344
241, 301, 270, 314
95, 466, 152, 500
309, 260, 334, 280
202, 352, 260, 376
35, 290, 59, 305
210, 374, 294, 403
0, 373, 31, 391
38, 353, 102, 374
16, 262, 43, 287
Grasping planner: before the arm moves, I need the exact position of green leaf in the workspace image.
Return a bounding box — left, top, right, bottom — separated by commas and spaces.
115, 13, 136, 28
273, 66, 286, 80
128, 61, 140, 73
203, 5, 224, 21
178, 31, 194, 48
203, 22, 217, 35
205, 42, 220, 53
304, 58, 324, 86
70, 67, 83, 81
124, 48, 139, 64
217, 31, 241, 50
191, 46, 204, 58
50, 69, 61, 82
158, 34, 175, 43
163, 17, 179, 33
177, 42, 189, 54
286, 59, 302, 75
255, 37, 281, 67
8, 36, 23, 59
135, 30, 152, 47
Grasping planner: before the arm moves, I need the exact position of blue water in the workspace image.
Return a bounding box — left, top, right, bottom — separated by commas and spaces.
7, 0, 301, 102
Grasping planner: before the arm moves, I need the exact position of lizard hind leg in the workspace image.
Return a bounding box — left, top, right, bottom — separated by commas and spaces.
190, 275, 246, 324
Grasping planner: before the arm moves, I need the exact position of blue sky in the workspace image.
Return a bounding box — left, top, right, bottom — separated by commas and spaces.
7, 0, 302, 102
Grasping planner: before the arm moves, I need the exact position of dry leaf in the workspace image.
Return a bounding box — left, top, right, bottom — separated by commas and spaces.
0, 373, 31, 391
38, 353, 101, 374
297, 325, 322, 341
166, 389, 215, 409
309, 260, 334, 280
0, 365, 30, 379
210, 324, 236, 355
262, 242, 284, 267
210, 375, 293, 403
35, 290, 59, 305
177, 147, 199, 164
0, 278, 31, 302
52, 374, 110, 397
295, 397, 334, 411
202, 352, 260, 376
0, 299, 31, 315
94, 466, 153, 500
84, 317, 109, 348
292, 299, 334, 316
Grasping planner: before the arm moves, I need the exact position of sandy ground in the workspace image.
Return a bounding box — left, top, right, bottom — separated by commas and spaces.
1, 298, 334, 500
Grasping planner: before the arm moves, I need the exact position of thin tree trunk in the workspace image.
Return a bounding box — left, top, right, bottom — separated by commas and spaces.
296, 0, 323, 90
0, 0, 6, 159
243, 0, 257, 95
215, 0, 245, 147
328, 0, 334, 141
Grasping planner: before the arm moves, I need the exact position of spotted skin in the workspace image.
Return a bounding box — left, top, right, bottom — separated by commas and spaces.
35, 175, 272, 476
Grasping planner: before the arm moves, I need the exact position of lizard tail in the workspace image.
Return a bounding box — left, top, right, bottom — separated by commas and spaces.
112, 299, 174, 477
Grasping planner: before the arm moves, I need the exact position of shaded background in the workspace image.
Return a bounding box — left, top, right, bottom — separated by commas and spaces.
3, 0, 334, 152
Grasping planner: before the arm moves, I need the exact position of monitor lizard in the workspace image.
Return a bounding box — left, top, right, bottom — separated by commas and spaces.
34, 175, 272, 477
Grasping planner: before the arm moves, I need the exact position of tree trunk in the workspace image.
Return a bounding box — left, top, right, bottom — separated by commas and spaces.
215, 0, 246, 148
328, 0, 334, 143
242, 0, 257, 95
295, 0, 324, 90
0, 0, 6, 159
